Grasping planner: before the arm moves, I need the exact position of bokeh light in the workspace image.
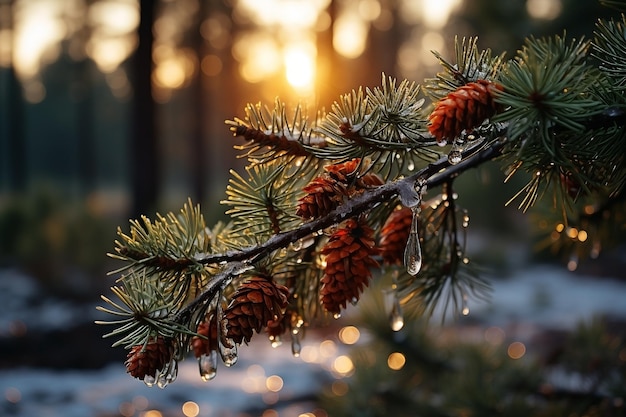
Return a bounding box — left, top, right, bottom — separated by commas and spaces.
526, 0, 562, 20
332, 355, 355, 377
182, 401, 200, 417
507, 341, 527, 359
387, 352, 406, 370
338, 326, 361, 345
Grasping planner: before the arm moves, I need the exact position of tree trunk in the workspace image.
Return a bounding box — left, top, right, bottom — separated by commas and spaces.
130, 0, 158, 217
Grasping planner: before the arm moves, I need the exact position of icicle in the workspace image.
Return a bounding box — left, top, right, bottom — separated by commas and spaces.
219, 339, 238, 367
390, 297, 404, 331
388, 270, 404, 331
291, 332, 302, 357
143, 374, 156, 388
199, 350, 218, 381
157, 358, 178, 388
461, 294, 470, 316
404, 206, 422, 276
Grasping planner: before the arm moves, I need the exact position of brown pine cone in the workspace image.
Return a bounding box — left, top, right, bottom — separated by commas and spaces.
191, 315, 219, 358
224, 276, 290, 344
320, 218, 379, 315
125, 337, 172, 380
428, 79, 503, 143
379, 207, 413, 265
296, 176, 347, 219
324, 158, 360, 183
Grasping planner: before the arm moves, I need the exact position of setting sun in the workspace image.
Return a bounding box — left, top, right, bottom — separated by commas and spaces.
284, 46, 315, 91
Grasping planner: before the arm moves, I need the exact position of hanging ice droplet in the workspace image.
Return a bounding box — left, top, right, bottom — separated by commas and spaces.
199, 350, 218, 381
404, 207, 422, 276
291, 333, 302, 357
389, 297, 404, 332
333, 312, 342, 319
448, 149, 462, 165
143, 374, 156, 388
461, 294, 470, 316
219, 340, 238, 367
157, 359, 178, 388
350, 296, 359, 306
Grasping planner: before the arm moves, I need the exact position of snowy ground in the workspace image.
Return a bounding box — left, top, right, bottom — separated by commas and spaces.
1, 264, 626, 417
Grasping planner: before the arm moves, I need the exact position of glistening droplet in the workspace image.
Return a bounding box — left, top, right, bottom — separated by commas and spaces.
291, 333, 302, 357
219, 340, 238, 367
157, 358, 178, 388
143, 374, 156, 388
448, 150, 462, 165
199, 350, 218, 381
404, 207, 422, 276
389, 297, 404, 331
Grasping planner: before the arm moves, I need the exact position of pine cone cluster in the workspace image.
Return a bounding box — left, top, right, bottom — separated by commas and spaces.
125, 337, 173, 380
379, 206, 413, 265
320, 218, 379, 315
428, 79, 503, 143
191, 315, 219, 358
297, 159, 383, 220
224, 276, 290, 344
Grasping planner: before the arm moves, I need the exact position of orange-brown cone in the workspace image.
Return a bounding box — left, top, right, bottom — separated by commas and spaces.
296, 176, 347, 219
224, 276, 290, 344
125, 337, 172, 380
379, 207, 413, 265
428, 80, 503, 143
320, 218, 379, 315
191, 315, 219, 358
297, 159, 383, 220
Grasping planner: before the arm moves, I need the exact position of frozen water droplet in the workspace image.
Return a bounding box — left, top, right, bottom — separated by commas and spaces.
399, 182, 420, 208
199, 351, 218, 381
291, 334, 302, 357
461, 293, 470, 316
156, 375, 168, 389
350, 296, 358, 306
390, 298, 404, 331
333, 312, 342, 319
407, 160, 415, 171
448, 150, 462, 165
157, 359, 178, 388
219, 341, 238, 367
143, 374, 156, 387
404, 207, 422, 276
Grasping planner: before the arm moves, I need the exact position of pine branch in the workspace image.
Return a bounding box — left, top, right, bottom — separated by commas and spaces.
191, 139, 506, 268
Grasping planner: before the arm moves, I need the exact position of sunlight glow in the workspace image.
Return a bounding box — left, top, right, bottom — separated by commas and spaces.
400, 0, 461, 27
88, 1, 139, 35
333, 13, 368, 59
13, 1, 65, 78
526, 0, 562, 20
234, 33, 281, 83
86, 0, 138, 73
233, 0, 328, 95
284, 45, 315, 91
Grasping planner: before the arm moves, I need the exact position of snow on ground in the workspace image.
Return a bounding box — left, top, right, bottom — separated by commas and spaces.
1, 264, 626, 417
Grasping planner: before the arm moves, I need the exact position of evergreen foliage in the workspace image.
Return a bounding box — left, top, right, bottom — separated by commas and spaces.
98, 0, 626, 389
